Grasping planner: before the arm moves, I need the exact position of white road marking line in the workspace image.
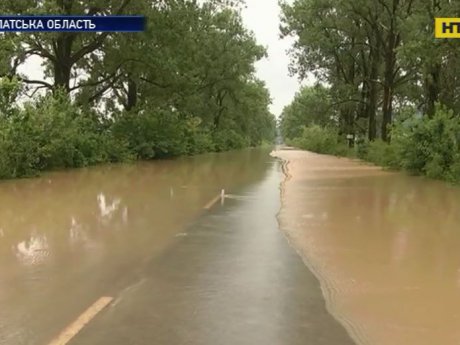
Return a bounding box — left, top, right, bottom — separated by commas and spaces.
204, 189, 226, 210
203, 194, 221, 210
47, 296, 113, 345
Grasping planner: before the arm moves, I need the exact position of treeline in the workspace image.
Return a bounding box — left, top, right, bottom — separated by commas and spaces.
0, 0, 275, 179
280, 0, 460, 182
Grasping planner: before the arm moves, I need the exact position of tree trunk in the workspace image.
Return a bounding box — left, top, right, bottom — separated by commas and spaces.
367, 86, 377, 141
381, 83, 393, 142
53, 60, 72, 93
53, 1, 74, 93
425, 63, 441, 118
125, 77, 138, 111
381, 32, 397, 142
214, 90, 227, 129
339, 107, 354, 136
53, 34, 75, 93
367, 44, 380, 141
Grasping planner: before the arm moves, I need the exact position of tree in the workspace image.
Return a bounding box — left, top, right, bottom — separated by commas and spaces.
0, 0, 275, 179
0, 0, 137, 95
280, 85, 334, 140
280, 0, 431, 142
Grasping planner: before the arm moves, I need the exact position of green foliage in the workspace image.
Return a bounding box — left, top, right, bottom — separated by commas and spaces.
0, 91, 272, 179
112, 110, 188, 160
0, 77, 21, 117
0, 94, 132, 178
280, 85, 335, 140
213, 129, 249, 152
279, 0, 460, 184
358, 139, 399, 168
183, 118, 215, 155
448, 154, 460, 182
285, 105, 460, 183
289, 125, 344, 155
351, 106, 460, 181
280, 0, 460, 141
111, 111, 220, 159
0, 1, 276, 179
355, 140, 370, 160
391, 106, 460, 181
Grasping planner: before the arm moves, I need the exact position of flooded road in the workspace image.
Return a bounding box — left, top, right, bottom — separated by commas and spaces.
0, 148, 355, 345
71, 150, 353, 345
274, 149, 460, 345
0, 149, 286, 345
6, 146, 457, 345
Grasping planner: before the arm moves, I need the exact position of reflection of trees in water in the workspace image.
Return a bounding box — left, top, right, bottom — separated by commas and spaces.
69, 217, 88, 245
97, 193, 121, 219
13, 232, 50, 266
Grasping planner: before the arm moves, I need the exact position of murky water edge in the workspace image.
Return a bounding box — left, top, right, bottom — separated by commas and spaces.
274, 149, 460, 345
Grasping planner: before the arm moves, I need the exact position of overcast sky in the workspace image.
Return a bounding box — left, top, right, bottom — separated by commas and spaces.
241, 0, 303, 117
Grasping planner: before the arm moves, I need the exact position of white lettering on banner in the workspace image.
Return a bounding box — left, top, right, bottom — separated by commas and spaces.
0, 19, 44, 30
0, 18, 96, 31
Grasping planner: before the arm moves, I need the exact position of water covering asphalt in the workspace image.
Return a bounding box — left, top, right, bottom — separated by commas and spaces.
71, 156, 355, 345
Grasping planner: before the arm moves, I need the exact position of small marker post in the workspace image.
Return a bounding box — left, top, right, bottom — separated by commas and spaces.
221, 189, 225, 205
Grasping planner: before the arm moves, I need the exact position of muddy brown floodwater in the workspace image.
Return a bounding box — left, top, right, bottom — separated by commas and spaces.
0, 149, 273, 345
274, 149, 460, 345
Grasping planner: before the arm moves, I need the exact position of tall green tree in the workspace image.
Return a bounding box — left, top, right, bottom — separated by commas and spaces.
280, 0, 455, 142
280, 85, 334, 140
0, 0, 275, 179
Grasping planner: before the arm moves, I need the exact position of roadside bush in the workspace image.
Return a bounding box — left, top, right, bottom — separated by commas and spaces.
391, 106, 460, 181
213, 129, 248, 152
447, 154, 460, 182
0, 94, 132, 178
290, 125, 344, 155
183, 117, 215, 154
334, 142, 354, 157
282, 105, 460, 184
363, 139, 399, 168
355, 139, 370, 160
0, 91, 274, 179
112, 109, 188, 159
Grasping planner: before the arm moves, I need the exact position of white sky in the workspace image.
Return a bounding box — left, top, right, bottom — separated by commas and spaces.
241, 0, 304, 117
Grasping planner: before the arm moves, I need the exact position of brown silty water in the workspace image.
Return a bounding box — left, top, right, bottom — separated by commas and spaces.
0, 149, 272, 345
273, 149, 460, 345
